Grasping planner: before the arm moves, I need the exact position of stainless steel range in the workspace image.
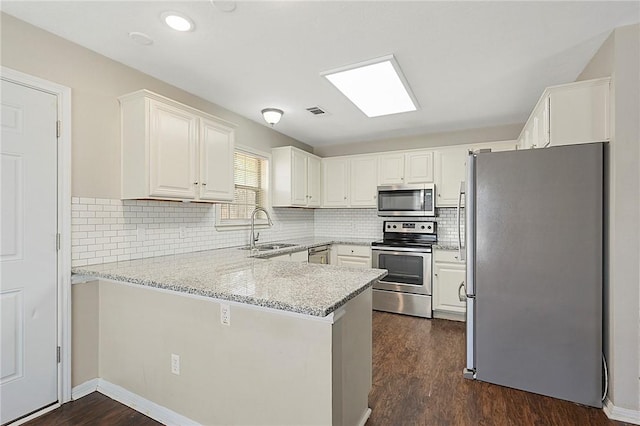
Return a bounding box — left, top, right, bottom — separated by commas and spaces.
372, 220, 437, 318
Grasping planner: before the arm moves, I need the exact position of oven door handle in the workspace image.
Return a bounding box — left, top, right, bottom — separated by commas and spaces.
372, 246, 432, 254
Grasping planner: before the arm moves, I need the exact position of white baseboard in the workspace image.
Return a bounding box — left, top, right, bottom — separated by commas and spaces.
96, 379, 200, 426
604, 397, 640, 424
71, 378, 99, 400
357, 408, 372, 426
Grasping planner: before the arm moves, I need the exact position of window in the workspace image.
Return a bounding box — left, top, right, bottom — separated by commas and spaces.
218, 149, 269, 226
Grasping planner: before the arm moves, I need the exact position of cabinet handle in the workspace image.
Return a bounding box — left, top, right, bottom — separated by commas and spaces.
438, 193, 441, 197
194, 182, 199, 185
344, 196, 347, 200
202, 182, 207, 186
434, 273, 438, 277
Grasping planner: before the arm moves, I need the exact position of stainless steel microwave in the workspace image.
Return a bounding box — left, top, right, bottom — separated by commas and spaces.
377, 184, 436, 217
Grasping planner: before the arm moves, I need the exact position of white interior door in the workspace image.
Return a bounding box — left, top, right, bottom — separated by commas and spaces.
1, 79, 58, 424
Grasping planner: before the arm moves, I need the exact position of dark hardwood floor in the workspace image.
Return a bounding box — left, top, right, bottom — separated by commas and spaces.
22, 392, 161, 426
24, 312, 627, 426
368, 312, 627, 426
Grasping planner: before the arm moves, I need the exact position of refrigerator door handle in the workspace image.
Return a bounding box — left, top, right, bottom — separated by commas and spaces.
466, 153, 476, 297
458, 281, 466, 302
457, 181, 465, 261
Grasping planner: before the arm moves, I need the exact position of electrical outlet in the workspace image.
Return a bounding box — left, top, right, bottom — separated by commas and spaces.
171, 353, 180, 375
179, 226, 186, 239
220, 304, 231, 326
136, 226, 146, 242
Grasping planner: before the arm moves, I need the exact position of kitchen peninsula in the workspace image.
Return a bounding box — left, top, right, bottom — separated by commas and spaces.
72, 244, 386, 426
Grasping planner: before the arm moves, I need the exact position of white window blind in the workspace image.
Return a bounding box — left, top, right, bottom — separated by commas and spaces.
219, 151, 267, 222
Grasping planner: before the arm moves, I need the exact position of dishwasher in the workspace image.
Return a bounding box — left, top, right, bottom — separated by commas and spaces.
308, 245, 329, 264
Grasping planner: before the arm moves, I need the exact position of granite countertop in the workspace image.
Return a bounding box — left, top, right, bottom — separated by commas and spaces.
72, 239, 386, 317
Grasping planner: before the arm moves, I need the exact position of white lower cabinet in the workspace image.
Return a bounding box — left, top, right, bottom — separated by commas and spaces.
331, 245, 372, 269
433, 249, 466, 321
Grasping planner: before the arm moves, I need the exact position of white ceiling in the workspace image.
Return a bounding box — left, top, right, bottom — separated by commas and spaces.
3, 1, 638, 147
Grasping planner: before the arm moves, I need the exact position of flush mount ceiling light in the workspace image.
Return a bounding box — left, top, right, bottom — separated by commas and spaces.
321, 55, 418, 118
161, 11, 195, 32
261, 108, 283, 126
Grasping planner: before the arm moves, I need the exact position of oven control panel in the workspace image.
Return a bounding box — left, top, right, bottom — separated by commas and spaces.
384, 221, 436, 234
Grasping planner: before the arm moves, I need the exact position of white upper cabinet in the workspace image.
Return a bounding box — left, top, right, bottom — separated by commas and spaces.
434, 147, 467, 207
291, 149, 308, 205
272, 146, 321, 207
350, 155, 378, 207
148, 100, 198, 199
321, 155, 378, 208
307, 155, 321, 207
434, 141, 517, 207
378, 154, 405, 185
405, 151, 434, 184
120, 90, 235, 202
378, 150, 434, 185
322, 157, 350, 207
199, 117, 235, 201
518, 77, 610, 149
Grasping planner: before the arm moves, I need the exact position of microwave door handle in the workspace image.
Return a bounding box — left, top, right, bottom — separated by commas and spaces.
420, 189, 425, 210
457, 181, 465, 261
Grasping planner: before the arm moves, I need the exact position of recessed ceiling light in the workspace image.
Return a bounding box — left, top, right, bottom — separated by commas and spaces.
321, 55, 418, 118
161, 11, 195, 32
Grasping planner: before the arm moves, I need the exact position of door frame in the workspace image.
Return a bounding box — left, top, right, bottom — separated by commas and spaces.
1, 66, 73, 405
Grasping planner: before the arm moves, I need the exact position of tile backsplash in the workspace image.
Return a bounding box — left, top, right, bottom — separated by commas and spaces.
314, 209, 384, 240
314, 207, 464, 247
71, 199, 463, 267
71, 198, 314, 267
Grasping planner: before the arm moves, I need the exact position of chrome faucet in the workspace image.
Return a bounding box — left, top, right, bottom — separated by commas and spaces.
250, 207, 274, 250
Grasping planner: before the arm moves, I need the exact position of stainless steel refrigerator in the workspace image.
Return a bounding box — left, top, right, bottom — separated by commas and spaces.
462, 143, 603, 408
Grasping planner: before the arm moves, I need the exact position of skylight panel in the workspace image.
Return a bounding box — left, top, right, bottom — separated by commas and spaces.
321, 55, 418, 118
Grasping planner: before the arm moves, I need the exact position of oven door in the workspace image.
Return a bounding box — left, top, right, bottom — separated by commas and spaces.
372, 247, 432, 295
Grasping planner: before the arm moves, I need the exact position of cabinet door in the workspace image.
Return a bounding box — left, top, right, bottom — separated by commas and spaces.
434, 147, 467, 207
307, 155, 321, 207
199, 118, 234, 201
322, 158, 349, 207
378, 154, 405, 185
149, 100, 197, 199
531, 98, 549, 149
405, 151, 434, 183
336, 256, 371, 268
291, 149, 308, 206
433, 263, 466, 313
549, 82, 609, 146
350, 156, 378, 207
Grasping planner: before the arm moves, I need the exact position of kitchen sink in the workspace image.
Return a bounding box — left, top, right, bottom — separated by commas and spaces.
240, 242, 299, 251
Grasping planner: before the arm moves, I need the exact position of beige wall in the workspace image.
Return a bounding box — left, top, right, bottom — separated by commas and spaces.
71, 281, 99, 387
0, 13, 312, 199
313, 123, 522, 157
97, 280, 371, 425
577, 24, 640, 412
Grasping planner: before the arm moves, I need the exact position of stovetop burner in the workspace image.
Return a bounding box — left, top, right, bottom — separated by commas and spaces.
373, 220, 437, 247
